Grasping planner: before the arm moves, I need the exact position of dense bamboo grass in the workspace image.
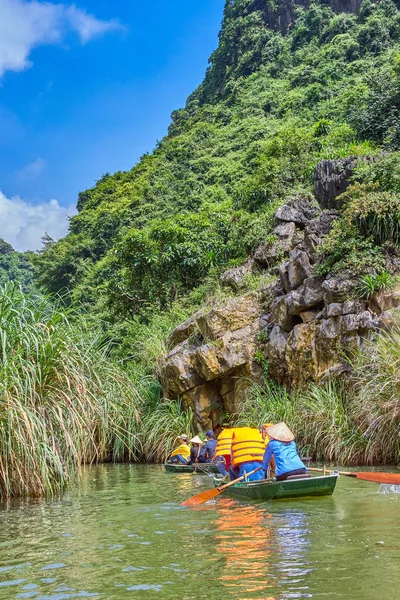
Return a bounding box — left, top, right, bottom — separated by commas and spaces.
0, 285, 141, 499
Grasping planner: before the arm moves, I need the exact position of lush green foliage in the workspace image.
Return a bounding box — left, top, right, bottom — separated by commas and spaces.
0, 239, 34, 291
33, 0, 400, 327
356, 270, 396, 298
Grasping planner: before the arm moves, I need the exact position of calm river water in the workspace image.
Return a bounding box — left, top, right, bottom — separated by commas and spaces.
0, 465, 399, 599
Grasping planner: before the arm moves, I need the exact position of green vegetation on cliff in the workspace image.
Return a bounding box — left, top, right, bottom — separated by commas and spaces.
34, 0, 400, 327
10, 0, 400, 480
0, 239, 34, 291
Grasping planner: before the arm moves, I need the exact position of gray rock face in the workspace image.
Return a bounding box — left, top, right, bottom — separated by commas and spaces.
287, 277, 325, 315
167, 312, 202, 348
275, 197, 320, 226
162, 161, 399, 417
220, 259, 254, 291
314, 157, 357, 209
322, 277, 358, 303
287, 249, 312, 290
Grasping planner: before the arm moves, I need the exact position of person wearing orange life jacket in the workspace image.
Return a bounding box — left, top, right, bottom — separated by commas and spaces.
213, 427, 234, 476
230, 426, 266, 481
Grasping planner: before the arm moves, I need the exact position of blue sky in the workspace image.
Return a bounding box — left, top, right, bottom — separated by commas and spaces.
0, 0, 224, 250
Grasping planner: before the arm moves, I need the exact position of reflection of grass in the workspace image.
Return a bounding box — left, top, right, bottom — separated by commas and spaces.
0, 285, 141, 499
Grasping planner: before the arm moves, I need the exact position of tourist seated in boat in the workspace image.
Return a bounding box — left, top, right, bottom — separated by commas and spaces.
261, 423, 307, 481
189, 436, 204, 463
199, 430, 217, 463
230, 426, 265, 481
167, 434, 191, 464
259, 422, 276, 477
213, 426, 234, 476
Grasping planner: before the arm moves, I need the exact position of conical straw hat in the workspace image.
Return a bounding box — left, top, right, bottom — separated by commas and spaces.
190, 435, 204, 445
266, 422, 295, 442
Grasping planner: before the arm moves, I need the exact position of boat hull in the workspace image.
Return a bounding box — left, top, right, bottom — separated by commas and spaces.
164, 463, 219, 474
213, 473, 338, 501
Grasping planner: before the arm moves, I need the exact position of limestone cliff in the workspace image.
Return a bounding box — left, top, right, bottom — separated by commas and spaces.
163, 157, 400, 430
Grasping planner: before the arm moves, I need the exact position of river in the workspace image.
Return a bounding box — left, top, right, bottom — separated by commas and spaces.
0, 465, 399, 599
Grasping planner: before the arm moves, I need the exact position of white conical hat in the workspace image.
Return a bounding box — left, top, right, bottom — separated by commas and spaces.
266, 422, 295, 442
190, 435, 204, 445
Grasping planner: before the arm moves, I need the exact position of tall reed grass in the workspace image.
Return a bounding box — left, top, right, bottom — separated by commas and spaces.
0, 285, 142, 499
236, 327, 400, 465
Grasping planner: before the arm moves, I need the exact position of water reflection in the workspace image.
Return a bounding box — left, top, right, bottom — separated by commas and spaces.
213, 498, 312, 599
0, 466, 399, 600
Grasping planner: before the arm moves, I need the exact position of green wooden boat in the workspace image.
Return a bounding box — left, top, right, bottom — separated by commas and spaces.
164, 462, 219, 474
213, 472, 339, 501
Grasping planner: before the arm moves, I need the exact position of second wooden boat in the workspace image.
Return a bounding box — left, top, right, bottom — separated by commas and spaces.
164, 462, 219, 474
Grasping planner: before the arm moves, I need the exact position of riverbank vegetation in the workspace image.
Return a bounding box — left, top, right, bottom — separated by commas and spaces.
236, 323, 400, 465
0, 285, 142, 498
3, 0, 400, 495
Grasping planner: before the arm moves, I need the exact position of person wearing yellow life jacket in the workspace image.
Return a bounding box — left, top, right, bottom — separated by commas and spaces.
167, 434, 191, 464
230, 426, 266, 481
213, 427, 234, 476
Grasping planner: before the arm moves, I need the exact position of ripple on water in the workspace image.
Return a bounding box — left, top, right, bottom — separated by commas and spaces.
0, 465, 399, 600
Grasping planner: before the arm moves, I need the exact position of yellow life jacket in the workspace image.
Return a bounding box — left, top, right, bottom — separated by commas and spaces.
170, 443, 190, 460
213, 428, 234, 459
231, 427, 265, 467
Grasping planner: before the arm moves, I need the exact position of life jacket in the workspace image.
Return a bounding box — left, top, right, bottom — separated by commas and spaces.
231, 427, 265, 467
213, 428, 234, 459
170, 443, 190, 460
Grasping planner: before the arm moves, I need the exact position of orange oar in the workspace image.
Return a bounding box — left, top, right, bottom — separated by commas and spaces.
309, 467, 400, 485
180, 466, 263, 507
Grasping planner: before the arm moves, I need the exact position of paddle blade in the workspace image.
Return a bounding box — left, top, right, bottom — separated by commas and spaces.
180, 487, 222, 507
356, 472, 400, 485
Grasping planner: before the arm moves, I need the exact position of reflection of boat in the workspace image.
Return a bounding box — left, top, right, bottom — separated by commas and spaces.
164, 463, 219, 474
213, 473, 339, 501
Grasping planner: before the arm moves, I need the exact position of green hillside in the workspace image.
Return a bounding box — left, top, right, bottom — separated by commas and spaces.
34, 0, 400, 329
0, 239, 34, 291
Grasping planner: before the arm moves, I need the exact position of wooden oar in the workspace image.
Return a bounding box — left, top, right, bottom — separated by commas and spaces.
181, 466, 263, 507
309, 467, 400, 485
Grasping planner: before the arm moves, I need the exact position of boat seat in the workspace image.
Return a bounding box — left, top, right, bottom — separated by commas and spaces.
285, 474, 311, 480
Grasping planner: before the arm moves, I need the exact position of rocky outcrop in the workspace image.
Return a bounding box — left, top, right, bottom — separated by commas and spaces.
164, 293, 268, 430
313, 157, 357, 209
262, 0, 364, 35
163, 174, 400, 429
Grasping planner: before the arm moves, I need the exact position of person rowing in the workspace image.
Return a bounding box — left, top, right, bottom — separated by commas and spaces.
261, 422, 307, 481
199, 430, 217, 463
189, 436, 204, 463
213, 425, 234, 476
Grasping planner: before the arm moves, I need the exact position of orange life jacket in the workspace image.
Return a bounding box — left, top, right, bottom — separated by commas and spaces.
213, 428, 234, 459
231, 427, 265, 467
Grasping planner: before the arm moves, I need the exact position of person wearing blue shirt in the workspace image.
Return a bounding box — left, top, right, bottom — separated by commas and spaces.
199, 430, 217, 463
262, 422, 307, 480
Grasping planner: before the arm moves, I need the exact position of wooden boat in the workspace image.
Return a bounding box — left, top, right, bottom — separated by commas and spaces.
213, 472, 339, 501
164, 462, 219, 474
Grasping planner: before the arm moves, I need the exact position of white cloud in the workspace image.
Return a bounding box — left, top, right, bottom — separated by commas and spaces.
0, 190, 76, 251
16, 157, 46, 180
0, 0, 122, 77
